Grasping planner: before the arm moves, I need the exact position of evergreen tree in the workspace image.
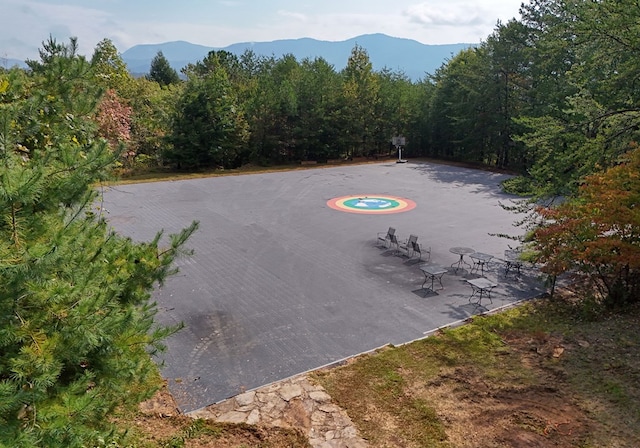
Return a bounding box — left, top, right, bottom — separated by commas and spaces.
0, 38, 197, 447
294, 57, 343, 161
147, 51, 181, 86
341, 45, 380, 158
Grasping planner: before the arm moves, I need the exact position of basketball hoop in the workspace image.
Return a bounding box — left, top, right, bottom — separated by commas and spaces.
392, 135, 407, 163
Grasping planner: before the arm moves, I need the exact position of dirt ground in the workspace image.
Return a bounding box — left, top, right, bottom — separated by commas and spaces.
415, 334, 591, 448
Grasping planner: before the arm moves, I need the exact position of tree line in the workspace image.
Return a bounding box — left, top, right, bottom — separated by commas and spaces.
108, 0, 640, 308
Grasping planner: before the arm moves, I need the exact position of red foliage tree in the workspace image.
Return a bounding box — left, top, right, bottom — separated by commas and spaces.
95, 89, 132, 157
534, 145, 640, 306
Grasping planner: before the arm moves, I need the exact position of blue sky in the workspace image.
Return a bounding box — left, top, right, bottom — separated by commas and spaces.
1, 0, 523, 60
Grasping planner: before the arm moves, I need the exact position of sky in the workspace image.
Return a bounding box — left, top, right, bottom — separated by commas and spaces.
1, 0, 524, 60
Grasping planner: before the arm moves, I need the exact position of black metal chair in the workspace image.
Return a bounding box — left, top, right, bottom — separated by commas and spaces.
504, 248, 524, 276
376, 227, 396, 248
397, 234, 418, 258
412, 241, 430, 262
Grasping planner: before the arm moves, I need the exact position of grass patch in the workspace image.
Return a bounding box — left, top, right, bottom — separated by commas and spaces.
111, 163, 306, 185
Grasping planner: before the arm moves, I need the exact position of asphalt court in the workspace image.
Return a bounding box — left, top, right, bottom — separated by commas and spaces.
102, 161, 546, 412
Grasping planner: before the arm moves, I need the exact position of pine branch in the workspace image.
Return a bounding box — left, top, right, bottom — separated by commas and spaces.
9, 202, 22, 248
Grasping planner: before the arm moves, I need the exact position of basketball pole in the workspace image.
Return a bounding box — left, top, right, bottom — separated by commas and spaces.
393, 135, 407, 163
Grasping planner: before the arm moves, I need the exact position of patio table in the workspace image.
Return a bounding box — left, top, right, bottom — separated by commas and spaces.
466, 277, 497, 307
449, 246, 475, 273
470, 252, 494, 276
419, 264, 448, 296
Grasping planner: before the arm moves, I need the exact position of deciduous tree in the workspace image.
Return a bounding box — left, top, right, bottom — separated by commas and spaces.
90, 38, 134, 93
533, 145, 640, 307
95, 88, 132, 150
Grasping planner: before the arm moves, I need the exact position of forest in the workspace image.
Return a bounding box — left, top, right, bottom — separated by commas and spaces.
1, 0, 639, 446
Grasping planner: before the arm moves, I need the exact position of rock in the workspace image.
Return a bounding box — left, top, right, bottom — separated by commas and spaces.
319, 403, 340, 413
257, 391, 278, 404
300, 378, 324, 392
311, 409, 329, 425
235, 390, 256, 406
309, 390, 332, 402
217, 410, 247, 424
324, 430, 336, 440
341, 426, 359, 438
279, 383, 304, 401
191, 374, 368, 447
246, 408, 261, 425
187, 409, 211, 420
208, 399, 236, 414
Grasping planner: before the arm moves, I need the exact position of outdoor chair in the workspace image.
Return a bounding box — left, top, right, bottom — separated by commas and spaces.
377, 227, 396, 248
503, 248, 524, 276
387, 233, 399, 252
412, 241, 431, 262
397, 234, 418, 258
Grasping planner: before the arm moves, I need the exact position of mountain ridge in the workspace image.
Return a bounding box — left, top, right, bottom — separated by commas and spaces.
2, 34, 474, 81
122, 34, 474, 81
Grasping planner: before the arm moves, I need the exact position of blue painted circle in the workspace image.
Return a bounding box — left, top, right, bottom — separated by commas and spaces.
342, 197, 400, 210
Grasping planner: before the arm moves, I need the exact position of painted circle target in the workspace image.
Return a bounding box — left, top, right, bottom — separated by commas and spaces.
327, 195, 416, 214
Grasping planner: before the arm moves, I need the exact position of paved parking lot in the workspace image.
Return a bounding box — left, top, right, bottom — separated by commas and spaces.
103, 161, 546, 412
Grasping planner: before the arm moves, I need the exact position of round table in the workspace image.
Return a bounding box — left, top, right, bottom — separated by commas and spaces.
449, 246, 475, 273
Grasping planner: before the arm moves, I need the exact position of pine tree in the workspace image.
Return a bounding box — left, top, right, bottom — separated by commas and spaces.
0, 38, 197, 447
146, 51, 181, 87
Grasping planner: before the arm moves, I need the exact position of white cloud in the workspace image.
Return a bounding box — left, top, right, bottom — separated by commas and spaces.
405, 3, 487, 26
277, 10, 309, 23
2, 0, 116, 58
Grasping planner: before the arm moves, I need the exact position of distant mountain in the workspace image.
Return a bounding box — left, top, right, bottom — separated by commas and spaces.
1, 57, 28, 69
122, 34, 474, 81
